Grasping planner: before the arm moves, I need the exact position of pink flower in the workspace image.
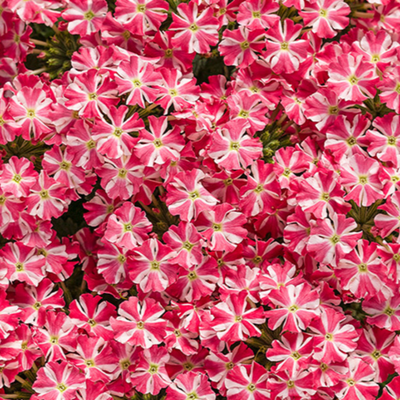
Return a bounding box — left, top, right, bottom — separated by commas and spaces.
167, 256, 219, 302
8, 86, 53, 142
0, 241, 45, 286
32, 360, 86, 400
225, 362, 269, 400
310, 307, 359, 362
104, 203, 152, 249
129, 238, 178, 292
166, 169, 218, 222
211, 291, 264, 342
336, 239, 386, 299
237, 0, 280, 30
327, 54, 379, 103
336, 357, 379, 400
307, 213, 361, 266
265, 283, 320, 332
0, 156, 37, 197
62, 0, 107, 36
115, 55, 161, 108
111, 296, 166, 348
300, 0, 350, 39
130, 346, 171, 395
114, 0, 168, 35
166, 371, 216, 400
340, 153, 383, 207
264, 19, 308, 74
208, 119, 262, 171
195, 204, 248, 252
92, 105, 144, 159
170, 2, 219, 54
64, 70, 119, 118
135, 116, 185, 166
25, 171, 68, 221
219, 26, 265, 68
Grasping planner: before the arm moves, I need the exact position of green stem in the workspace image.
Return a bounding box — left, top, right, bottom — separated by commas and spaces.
14, 376, 35, 394
31, 39, 49, 47
60, 281, 73, 305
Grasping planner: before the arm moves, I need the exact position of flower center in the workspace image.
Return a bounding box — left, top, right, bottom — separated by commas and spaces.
254, 184, 264, 194
283, 168, 291, 177
86, 139, 96, 149
57, 383, 68, 392
137, 4, 146, 12
15, 262, 24, 272
226, 361, 234, 370
325, 333, 333, 341
188, 271, 198, 281
388, 136, 397, 146
319, 8, 327, 17
183, 241, 194, 251
238, 110, 249, 118
174, 329, 182, 337
347, 137, 356, 146
384, 306, 395, 316
88, 92, 97, 101
153, 138, 163, 148
88, 318, 97, 327
59, 161, 70, 171
33, 301, 42, 310
230, 141, 240, 151
321, 192, 330, 201
247, 383, 256, 392
148, 364, 158, 374
359, 175, 368, 185
330, 234, 340, 244
287, 380, 295, 388
240, 41, 250, 50
348, 75, 359, 85
123, 223, 133, 232
85, 359, 95, 367
132, 79, 142, 88
371, 54, 380, 63
136, 321, 145, 329
189, 190, 200, 200
150, 261, 160, 270
165, 49, 173, 58
27, 109, 35, 118
50, 336, 59, 344
358, 263, 368, 273
346, 378, 356, 386
114, 127, 123, 138
371, 349, 381, 360
12, 174, 22, 183
183, 362, 194, 371
189, 23, 199, 32
212, 223, 222, 231
234, 315, 243, 322
281, 42, 289, 50
118, 168, 127, 178
291, 351, 301, 360
328, 105, 339, 115
84, 10, 95, 20
288, 305, 298, 313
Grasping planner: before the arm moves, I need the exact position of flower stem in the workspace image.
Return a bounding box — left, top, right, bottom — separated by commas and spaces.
30, 39, 49, 47
352, 11, 374, 18
29, 67, 47, 75
14, 376, 35, 394
60, 281, 73, 305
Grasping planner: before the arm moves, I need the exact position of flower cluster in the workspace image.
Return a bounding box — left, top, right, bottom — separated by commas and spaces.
0, 0, 400, 399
